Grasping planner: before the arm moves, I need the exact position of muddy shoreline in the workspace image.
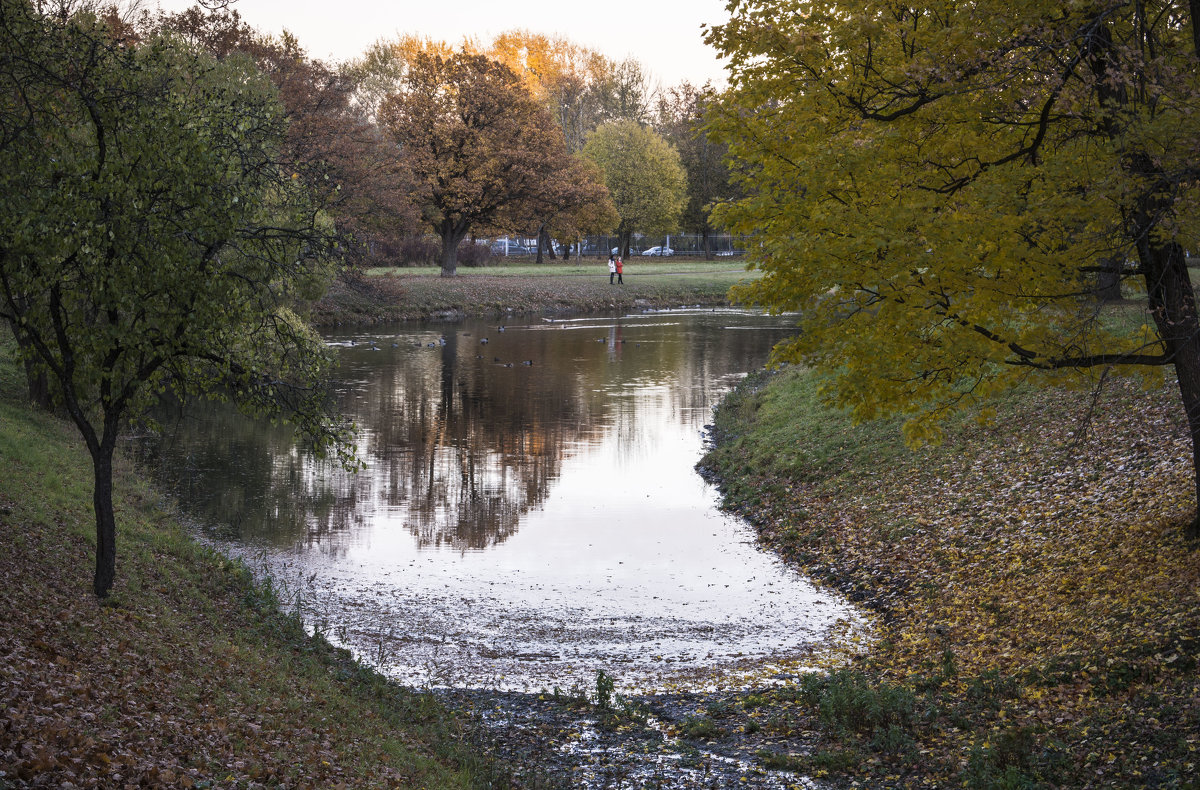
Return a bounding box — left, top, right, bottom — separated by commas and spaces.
441, 685, 823, 789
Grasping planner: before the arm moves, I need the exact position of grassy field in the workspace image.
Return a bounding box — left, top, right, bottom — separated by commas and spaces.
0, 329, 514, 788
311, 260, 759, 325
698, 364, 1200, 787
365, 258, 751, 279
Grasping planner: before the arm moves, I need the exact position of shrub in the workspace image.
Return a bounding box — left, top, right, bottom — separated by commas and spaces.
456, 241, 493, 268
681, 716, 723, 739
799, 669, 918, 752
396, 236, 441, 266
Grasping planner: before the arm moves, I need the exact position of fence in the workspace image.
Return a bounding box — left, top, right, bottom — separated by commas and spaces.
371, 233, 753, 266
490, 233, 751, 259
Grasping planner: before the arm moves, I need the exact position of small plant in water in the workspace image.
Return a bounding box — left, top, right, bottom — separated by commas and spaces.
594, 669, 615, 711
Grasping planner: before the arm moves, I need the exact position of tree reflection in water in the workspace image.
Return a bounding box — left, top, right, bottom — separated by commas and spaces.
133, 311, 870, 692
139, 311, 793, 556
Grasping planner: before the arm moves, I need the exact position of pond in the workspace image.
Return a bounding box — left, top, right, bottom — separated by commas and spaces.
144, 308, 861, 692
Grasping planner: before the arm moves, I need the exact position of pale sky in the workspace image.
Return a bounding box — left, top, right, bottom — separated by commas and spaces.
149, 0, 732, 89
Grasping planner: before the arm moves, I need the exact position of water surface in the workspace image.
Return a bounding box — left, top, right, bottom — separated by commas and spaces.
149, 309, 860, 691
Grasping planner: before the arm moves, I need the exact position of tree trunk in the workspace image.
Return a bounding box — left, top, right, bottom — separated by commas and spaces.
21, 348, 52, 411
91, 442, 117, 598
702, 227, 713, 261
24, 356, 52, 410
1192, 0, 1200, 56
439, 224, 466, 277
619, 229, 633, 259
1141, 236, 1200, 538
535, 223, 545, 264
7, 320, 53, 410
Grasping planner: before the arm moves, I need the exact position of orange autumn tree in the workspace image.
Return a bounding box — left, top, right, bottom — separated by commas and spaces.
488, 30, 617, 152
380, 50, 612, 276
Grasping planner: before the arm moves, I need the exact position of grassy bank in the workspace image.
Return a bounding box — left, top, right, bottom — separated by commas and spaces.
699, 366, 1200, 787
0, 333, 512, 788
310, 260, 755, 325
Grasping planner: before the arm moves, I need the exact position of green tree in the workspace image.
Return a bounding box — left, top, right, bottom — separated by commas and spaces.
380, 50, 608, 276
708, 1, 1200, 532
0, 1, 350, 597
582, 120, 687, 258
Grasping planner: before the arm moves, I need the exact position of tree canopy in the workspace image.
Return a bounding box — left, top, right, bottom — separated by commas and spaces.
0, 0, 350, 596
154, 7, 420, 264
654, 82, 738, 258
582, 120, 687, 258
708, 2, 1200, 531
380, 49, 612, 276
489, 30, 607, 153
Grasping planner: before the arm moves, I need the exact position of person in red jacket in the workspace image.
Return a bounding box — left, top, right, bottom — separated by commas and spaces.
615, 256, 624, 284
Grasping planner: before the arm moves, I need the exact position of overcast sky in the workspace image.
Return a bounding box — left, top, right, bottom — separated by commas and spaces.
149, 0, 732, 88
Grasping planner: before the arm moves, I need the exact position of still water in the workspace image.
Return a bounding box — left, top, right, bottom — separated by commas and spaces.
148, 309, 861, 691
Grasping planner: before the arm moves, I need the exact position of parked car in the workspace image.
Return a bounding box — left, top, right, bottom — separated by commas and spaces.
642, 246, 675, 256
490, 241, 532, 255
611, 246, 642, 256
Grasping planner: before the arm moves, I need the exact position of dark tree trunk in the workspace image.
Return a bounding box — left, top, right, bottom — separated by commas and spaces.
1140, 234, 1200, 538
1192, 0, 1200, 56
21, 350, 52, 411
702, 227, 713, 261
619, 229, 633, 259
1091, 18, 1200, 535
439, 223, 467, 277
535, 223, 545, 264
91, 439, 118, 598
7, 320, 53, 410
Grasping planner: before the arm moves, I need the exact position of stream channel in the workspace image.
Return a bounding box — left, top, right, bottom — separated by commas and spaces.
142, 308, 865, 787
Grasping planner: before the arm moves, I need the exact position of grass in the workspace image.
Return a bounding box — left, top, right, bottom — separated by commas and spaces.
311, 260, 759, 325
366, 258, 753, 279
0, 329, 516, 788
700, 359, 1200, 787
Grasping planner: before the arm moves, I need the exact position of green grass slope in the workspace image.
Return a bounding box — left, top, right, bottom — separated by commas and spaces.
0, 330, 504, 789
